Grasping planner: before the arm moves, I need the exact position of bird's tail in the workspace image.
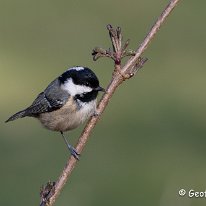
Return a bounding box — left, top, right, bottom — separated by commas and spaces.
5, 110, 27, 123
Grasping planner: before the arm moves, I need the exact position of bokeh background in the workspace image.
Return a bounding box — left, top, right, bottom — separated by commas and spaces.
1, 0, 206, 205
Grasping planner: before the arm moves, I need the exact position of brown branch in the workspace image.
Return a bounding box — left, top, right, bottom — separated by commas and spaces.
122, 0, 181, 74
39, 0, 181, 205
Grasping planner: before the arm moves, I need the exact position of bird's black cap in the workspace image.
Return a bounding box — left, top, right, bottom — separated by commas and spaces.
59, 66, 100, 89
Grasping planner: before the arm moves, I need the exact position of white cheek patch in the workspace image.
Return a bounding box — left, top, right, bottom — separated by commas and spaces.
67, 66, 85, 72
61, 78, 92, 96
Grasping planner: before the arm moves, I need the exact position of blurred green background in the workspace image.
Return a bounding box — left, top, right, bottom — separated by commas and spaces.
1, 0, 206, 205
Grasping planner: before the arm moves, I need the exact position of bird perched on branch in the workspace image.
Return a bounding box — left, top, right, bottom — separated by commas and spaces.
5, 66, 105, 159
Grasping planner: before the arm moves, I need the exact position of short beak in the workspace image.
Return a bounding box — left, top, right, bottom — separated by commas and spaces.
95, 86, 105, 92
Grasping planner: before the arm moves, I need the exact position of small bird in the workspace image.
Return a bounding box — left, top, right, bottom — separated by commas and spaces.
5, 66, 105, 159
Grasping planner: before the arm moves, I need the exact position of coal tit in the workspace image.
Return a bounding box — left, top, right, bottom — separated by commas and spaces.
5, 66, 105, 159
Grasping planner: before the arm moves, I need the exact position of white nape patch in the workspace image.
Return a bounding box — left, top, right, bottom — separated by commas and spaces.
67, 66, 85, 71
61, 78, 92, 96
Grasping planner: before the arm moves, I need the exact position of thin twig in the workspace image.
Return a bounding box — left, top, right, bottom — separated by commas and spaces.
40, 0, 181, 205
122, 0, 181, 74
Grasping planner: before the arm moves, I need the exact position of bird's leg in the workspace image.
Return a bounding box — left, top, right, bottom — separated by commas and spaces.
60, 131, 80, 160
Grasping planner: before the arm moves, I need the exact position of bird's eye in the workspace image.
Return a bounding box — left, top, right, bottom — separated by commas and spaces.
85, 82, 89, 86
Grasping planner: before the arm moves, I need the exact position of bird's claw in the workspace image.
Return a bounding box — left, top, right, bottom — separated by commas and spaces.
92, 111, 100, 117
69, 146, 80, 160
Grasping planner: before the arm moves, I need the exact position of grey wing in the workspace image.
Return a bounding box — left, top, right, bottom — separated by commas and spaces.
5, 78, 69, 122
27, 79, 70, 115
5, 92, 63, 122
27, 92, 61, 114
